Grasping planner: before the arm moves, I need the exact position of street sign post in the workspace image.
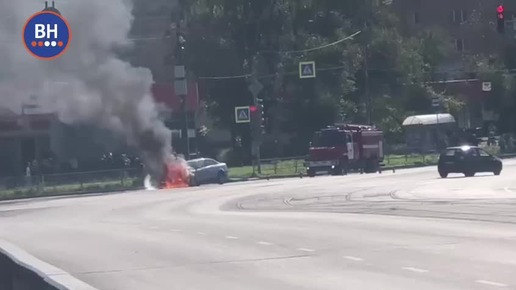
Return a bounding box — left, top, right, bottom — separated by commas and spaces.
235, 106, 251, 123
431, 97, 440, 108
482, 82, 492, 92
299, 61, 316, 79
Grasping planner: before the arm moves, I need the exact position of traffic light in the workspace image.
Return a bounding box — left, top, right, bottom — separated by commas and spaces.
175, 30, 186, 63
497, 5, 505, 33
256, 98, 265, 133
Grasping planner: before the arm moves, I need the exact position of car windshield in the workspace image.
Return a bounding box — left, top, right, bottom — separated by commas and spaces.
186, 160, 203, 169
312, 130, 346, 147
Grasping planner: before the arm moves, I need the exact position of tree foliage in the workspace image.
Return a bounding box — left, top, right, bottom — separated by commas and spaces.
177, 0, 459, 151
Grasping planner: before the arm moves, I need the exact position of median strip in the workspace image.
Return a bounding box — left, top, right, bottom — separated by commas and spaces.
0, 239, 98, 290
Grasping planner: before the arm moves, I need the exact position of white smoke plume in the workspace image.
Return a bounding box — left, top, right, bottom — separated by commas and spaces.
0, 0, 172, 178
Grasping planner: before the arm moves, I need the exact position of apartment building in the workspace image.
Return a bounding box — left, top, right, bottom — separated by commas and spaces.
394, 0, 502, 61
393, 0, 504, 129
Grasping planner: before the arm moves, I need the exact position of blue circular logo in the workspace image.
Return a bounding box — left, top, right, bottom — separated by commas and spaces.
23, 11, 71, 60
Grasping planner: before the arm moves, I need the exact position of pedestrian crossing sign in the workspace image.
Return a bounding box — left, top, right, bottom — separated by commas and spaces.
299, 61, 316, 79
235, 106, 251, 123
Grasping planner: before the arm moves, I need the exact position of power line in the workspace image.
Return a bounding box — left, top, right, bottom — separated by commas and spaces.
198, 65, 348, 80
261, 30, 362, 54
197, 31, 362, 80
198, 65, 516, 81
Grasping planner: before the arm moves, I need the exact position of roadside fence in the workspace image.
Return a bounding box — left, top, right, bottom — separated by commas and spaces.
0, 168, 143, 200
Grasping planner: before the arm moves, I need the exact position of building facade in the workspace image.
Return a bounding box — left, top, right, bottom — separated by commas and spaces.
394, 0, 503, 59
393, 0, 504, 130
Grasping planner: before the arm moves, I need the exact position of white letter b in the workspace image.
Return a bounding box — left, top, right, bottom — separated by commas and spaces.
35, 24, 45, 38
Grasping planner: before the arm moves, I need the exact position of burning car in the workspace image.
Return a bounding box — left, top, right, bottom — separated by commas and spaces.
159, 155, 192, 189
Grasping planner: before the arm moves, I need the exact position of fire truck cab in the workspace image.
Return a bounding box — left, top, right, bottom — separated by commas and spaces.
305, 123, 384, 177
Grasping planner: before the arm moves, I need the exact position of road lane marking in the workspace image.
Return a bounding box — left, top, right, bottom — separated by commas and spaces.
297, 248, 315, 252
225, 236, 239, 240
344, 256, 363, 262
197, 232, 206, 235
402, 267, 429, 273
476, 280, 507, 287
169, 229, 182, 232
256, 241, 273, 246
504, 187, 512, 193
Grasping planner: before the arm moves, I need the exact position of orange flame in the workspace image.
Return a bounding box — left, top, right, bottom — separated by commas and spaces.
160, 162, 190, 189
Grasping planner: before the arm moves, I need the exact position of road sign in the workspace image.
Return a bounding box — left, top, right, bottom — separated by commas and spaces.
235, 106, 251, 123
174, 79, 187, 95
299, 61, 316, 79
432, 97, 441, 108
482, 82, 492, 92
23, 4, 71, 60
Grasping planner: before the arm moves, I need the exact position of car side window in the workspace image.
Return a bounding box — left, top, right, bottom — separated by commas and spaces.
187, 160, 201, 169
445, 149, 455, 156
203, 159, 218, 167
479, 149, 490, 157
468, 149, 480, 157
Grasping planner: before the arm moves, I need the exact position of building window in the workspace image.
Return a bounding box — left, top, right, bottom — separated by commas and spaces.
452, 9, 467, 23
455, 39, 464, 52
413, 12, 420, 24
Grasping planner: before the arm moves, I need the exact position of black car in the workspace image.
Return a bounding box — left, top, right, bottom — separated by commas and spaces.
437, 146, 502, 178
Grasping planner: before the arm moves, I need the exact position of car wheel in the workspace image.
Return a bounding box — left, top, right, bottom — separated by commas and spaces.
464, 171, 475, 177
494, 169, 501, 176
307, 169, 316, 177
439, 170, 448, 178
217, 171, 226, 184
331, 166, 343, 176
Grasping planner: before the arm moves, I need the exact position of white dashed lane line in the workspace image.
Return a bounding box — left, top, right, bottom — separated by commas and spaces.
401, 267, 429, 273
225, 236, 239, 240
256, 241, 273, 246
197, 232, 206, 235
344, 256, 363, 262
297, 248, 315, 252
476, 280, 507, 287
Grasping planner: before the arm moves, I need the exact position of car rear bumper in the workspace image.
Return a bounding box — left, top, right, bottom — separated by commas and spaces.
305, 160, 339, 174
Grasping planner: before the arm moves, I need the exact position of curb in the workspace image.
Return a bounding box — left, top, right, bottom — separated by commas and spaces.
0, 239, 98, 290
0, 186, 143, 203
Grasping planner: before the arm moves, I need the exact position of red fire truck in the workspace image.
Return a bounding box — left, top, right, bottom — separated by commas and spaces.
305, 124, 384, 177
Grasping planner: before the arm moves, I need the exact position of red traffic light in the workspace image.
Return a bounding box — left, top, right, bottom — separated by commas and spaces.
497, 5, 504, 13
250, 105, 258, 112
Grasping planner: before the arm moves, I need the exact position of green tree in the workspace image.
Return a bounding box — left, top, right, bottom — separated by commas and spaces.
181, 0, 458, 149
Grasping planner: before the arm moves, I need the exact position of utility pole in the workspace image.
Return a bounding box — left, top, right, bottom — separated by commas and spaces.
364, 0, 372, 125
173, 9, 190, 159
243, 1, 264, 174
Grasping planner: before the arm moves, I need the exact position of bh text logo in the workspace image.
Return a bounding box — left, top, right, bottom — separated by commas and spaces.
23, 6, 71, 60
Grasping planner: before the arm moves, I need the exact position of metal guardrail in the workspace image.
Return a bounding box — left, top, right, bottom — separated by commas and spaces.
0, 169, 143, 200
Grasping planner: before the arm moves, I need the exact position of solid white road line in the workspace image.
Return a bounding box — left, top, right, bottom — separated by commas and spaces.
344, 256, 363, 262
225, 236, 239, 240
476, 280, 507, 287
197, 232, 206, 235
256, 241, 273, 246
297, 248, 315, 252
401, 267, 429, 273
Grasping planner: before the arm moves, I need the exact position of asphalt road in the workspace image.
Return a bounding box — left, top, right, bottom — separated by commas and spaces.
1, 161, 516, 290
